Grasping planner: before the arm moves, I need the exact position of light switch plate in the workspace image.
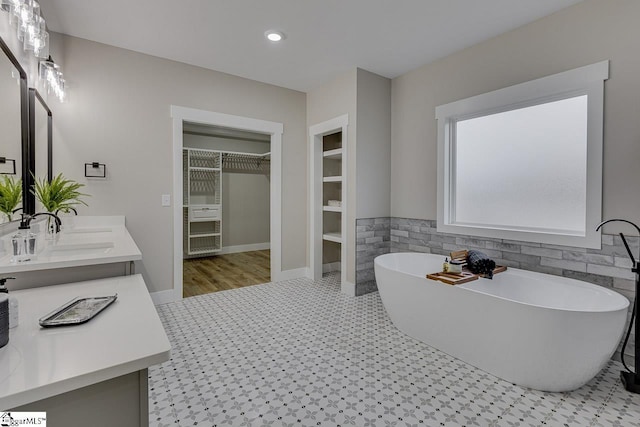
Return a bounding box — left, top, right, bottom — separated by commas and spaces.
161, 194, 171, 207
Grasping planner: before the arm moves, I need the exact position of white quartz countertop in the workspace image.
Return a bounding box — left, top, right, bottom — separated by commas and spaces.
0, 274, 171, 409
0, 216, 142, 274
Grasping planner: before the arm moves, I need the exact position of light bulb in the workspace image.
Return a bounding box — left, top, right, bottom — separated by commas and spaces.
265, 30, 285, 42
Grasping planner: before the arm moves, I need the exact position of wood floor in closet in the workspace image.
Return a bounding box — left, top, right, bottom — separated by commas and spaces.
183, 250, 271, 298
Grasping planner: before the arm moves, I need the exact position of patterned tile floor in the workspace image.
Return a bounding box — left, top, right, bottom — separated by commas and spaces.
149, 273, 640, 426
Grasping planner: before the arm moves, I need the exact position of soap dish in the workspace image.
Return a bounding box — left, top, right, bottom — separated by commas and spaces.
39, 294, 118, 327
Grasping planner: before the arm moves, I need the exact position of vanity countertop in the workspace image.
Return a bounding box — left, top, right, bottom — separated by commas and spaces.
0, 216, 142, 274
0, 274, 171, 409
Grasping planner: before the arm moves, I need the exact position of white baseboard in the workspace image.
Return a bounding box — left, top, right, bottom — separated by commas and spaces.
323, 261, 341, 273
150, 289, 177, 306
218, 242, 270, 255
341, 280, 356, 297
275, 267, 309, 282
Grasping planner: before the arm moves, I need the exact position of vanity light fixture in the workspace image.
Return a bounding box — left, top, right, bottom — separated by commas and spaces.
1, 0, 49, 58
39, 55, 65, 102
265, 30, 286, 42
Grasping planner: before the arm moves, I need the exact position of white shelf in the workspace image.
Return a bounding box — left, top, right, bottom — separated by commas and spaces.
189, 248, 221, 255
190, 166, 221, 172
323, 206, 342, 212
323, 176, 342, 182
323, 148, 343, 159
189, 232, 221, 238
323, 232, 343, 243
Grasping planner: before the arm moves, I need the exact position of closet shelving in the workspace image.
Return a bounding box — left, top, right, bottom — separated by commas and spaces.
221, 151, 270, 173
183, 148, 223, 256
183, 148, 271, 258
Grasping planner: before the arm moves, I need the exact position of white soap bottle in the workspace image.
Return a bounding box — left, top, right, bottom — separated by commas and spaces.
0, 277, 18, 328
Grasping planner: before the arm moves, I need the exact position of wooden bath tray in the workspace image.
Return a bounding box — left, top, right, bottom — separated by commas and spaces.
427, 248, 508, 285
426, 271, 478, 285
426, 266, 507, 285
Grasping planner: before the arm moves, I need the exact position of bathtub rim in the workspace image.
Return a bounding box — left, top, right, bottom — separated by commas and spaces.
374, 252, 630, 314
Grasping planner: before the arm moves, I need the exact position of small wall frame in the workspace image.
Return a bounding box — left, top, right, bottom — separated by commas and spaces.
85, 162, 106, 178
0, 157, 16, 175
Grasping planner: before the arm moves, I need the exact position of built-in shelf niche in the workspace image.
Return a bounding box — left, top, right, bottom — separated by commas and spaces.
317, 129, 344, 270
310, 114, 348, 292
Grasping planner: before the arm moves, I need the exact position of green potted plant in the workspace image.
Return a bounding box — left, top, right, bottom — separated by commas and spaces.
0, 176, 22, 223
32, 173, 89, 234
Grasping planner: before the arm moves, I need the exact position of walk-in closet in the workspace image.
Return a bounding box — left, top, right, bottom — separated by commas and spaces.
182, 122, 271, 297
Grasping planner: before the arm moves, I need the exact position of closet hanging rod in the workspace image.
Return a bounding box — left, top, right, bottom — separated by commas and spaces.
184, 147, 270, 157
220, 150, 270, 158
222, 152, 270, 172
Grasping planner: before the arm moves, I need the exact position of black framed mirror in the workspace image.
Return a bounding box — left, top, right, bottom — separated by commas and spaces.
0, 35, 30, 217
29, 88, 53, 213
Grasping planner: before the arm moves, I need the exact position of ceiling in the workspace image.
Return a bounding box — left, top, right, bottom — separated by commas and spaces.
39, 0, 584, 92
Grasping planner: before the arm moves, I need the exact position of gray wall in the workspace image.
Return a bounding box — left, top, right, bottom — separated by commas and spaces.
306, 68, 391, 286
221, 172, 270, 248
391, 0, 640, 234
307, 69, 357, 283
48, 33, 306, 293
355, 69, 391, 219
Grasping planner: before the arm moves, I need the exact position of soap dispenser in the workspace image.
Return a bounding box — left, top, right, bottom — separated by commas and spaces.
0, 292, 8, 348
0, 277, 17, 329
11, 216, 37, 263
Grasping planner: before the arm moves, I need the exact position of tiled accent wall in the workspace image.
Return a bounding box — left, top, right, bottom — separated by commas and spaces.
355, 218, 390, 296
356, 216, 637, 365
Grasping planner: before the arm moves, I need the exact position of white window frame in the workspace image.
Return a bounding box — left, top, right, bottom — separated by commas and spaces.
435, 61, 609, 249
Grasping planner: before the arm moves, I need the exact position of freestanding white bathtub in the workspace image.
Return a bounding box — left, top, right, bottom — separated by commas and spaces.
374, 252, 629, 392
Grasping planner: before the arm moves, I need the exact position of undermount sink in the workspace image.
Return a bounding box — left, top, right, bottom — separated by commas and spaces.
42, 241, 115, 257
64, 227, 113, 234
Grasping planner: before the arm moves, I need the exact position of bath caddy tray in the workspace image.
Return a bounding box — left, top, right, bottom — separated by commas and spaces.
426, 271, 478, 285
39, 294, 118, 327
428, 248, 508, 285
426, 266, 508, 285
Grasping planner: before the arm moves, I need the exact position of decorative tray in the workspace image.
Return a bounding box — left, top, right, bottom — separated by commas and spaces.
426, 266, 508, 285
426, 271, 478, 285
39, 294, 118, 327
426, 249, 508, 285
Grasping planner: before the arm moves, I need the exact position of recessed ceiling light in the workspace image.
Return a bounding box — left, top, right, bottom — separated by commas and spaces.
265, 30, 285, 42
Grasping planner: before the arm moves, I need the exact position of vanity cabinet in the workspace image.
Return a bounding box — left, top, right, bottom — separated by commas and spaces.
0, 216, 142, 291
0, 274, 170, 427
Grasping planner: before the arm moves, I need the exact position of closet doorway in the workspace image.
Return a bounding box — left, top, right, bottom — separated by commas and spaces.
171, 106, 284, 303
182, 123, 271, 297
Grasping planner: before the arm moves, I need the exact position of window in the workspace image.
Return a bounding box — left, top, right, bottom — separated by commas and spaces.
436, 61, 608, 248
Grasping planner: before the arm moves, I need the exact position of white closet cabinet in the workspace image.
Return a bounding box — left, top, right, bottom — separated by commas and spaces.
183, 148, 222, 256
